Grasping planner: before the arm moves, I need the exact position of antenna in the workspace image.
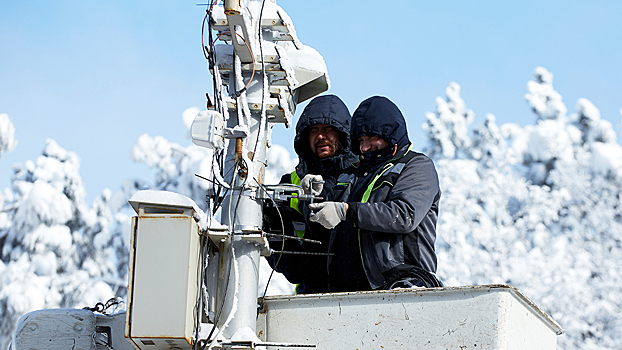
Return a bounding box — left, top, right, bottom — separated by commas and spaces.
190, 0, 329, 345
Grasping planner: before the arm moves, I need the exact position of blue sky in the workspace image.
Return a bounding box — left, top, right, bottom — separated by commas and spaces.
1, 0, 621, 202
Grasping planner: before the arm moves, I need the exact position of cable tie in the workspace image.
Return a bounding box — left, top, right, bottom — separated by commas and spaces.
232, 87, 247, 98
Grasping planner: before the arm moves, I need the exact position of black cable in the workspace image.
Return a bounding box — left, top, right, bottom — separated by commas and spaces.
201, 248, 233, 350
232, 157, 249, 222
251, 0, 268, 165
199, 7, 236, 334
201, 156, 246, 349
193, 237, 206, 350
205, 0, 220, 114
254, 179, 286, 313
231, 86, 247, 98
95, 339, 115, 350
201, 9, 210, 60
197, 1, 273, 346
212, 188, 228, 215
210, 149, 238, 215
253, 0, 273, 314
211, 149, 226, 213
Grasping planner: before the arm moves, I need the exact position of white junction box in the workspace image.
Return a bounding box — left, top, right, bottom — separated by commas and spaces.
257, 285, 564, 349
126, 191, 202, 350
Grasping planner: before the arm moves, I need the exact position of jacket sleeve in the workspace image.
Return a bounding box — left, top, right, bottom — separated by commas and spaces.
349, 155, 440, 234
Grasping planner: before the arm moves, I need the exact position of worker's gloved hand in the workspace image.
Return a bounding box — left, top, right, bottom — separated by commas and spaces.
301, 174, 324, 196
309, 202, 346, 229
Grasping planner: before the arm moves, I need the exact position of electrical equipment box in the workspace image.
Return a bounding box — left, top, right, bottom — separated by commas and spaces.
126, 191, 202, 350
191, 110, 225, 150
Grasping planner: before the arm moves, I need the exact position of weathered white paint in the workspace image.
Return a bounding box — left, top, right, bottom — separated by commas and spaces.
257, 285, 563, 350
12, 309, 97, 350
126, 199, 201, 350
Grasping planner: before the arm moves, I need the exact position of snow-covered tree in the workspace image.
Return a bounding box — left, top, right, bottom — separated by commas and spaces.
423, 82, 475, 159
434, 67, 622, 349
0, 140, 129, 349
525, 66, 568, 121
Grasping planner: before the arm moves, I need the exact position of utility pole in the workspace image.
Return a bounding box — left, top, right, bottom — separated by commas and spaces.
195, 0, 329, 344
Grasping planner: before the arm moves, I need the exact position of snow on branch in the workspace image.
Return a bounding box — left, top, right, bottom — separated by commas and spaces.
525, 66, 568, 121
423, 82, 474, 160
0, 113, 17, 159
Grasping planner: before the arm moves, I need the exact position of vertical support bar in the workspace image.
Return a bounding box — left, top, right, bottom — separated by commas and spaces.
224, 0, 240, 15
216, 58, 267, 338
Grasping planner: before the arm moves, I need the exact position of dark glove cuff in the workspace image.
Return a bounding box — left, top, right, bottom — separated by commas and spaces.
346, 202, 358, 225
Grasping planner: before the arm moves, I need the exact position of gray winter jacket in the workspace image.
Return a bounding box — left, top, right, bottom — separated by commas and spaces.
328, 96, 442, 291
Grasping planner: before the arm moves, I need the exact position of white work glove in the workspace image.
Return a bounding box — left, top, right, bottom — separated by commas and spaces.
301, 174, 324, 196
309, 202, 347, 229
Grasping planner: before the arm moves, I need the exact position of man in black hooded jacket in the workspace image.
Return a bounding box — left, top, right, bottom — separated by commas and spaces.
265, 94, 357, 294
309, 96, 443, 292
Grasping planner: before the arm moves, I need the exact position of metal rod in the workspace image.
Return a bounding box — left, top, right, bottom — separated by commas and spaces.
224, 0, 240, 15
221, 342, 316, 348
271, 250, 334, 256
257, 342, 317, 348
264, 232, 322, 244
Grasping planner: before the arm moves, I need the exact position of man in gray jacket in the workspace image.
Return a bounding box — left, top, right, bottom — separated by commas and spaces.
309, 96, 443, 292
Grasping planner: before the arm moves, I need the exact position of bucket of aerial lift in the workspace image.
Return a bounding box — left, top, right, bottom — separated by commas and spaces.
257, 285, 564, 349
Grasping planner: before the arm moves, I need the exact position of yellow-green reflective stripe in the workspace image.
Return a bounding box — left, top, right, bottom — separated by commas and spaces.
290, 171, 302, 185
360, 145, 414, 203
361, 163, 394, 203
289, 171, 302, 214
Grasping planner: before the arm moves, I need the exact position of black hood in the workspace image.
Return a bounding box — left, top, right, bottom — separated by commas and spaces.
292, 95, 356, 174
350, 96, 410, 156
294, 94, 351, 159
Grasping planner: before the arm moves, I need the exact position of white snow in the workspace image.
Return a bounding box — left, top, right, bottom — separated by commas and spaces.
527, 119, 574, 163
0, 113, 17, 159
265, 144, 296, 184
129, 189, 202, 215
574, 97, 617, 144
423, 82, 474, 159
23, 224, 73, 254
231, 326, 260, 343
13, 181, 73, 232
525, 67, 568, 120
590, 142, 622, 177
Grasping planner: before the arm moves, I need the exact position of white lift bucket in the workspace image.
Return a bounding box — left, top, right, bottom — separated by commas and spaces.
257, 285, 563, 349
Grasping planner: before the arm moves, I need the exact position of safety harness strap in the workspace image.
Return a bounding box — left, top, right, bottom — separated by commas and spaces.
287, 171, 305, 238
361, 145, 416, 203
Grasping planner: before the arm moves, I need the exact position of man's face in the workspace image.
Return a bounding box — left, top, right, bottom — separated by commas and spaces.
359, 135, 389, 153
308, 124, 340, 158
